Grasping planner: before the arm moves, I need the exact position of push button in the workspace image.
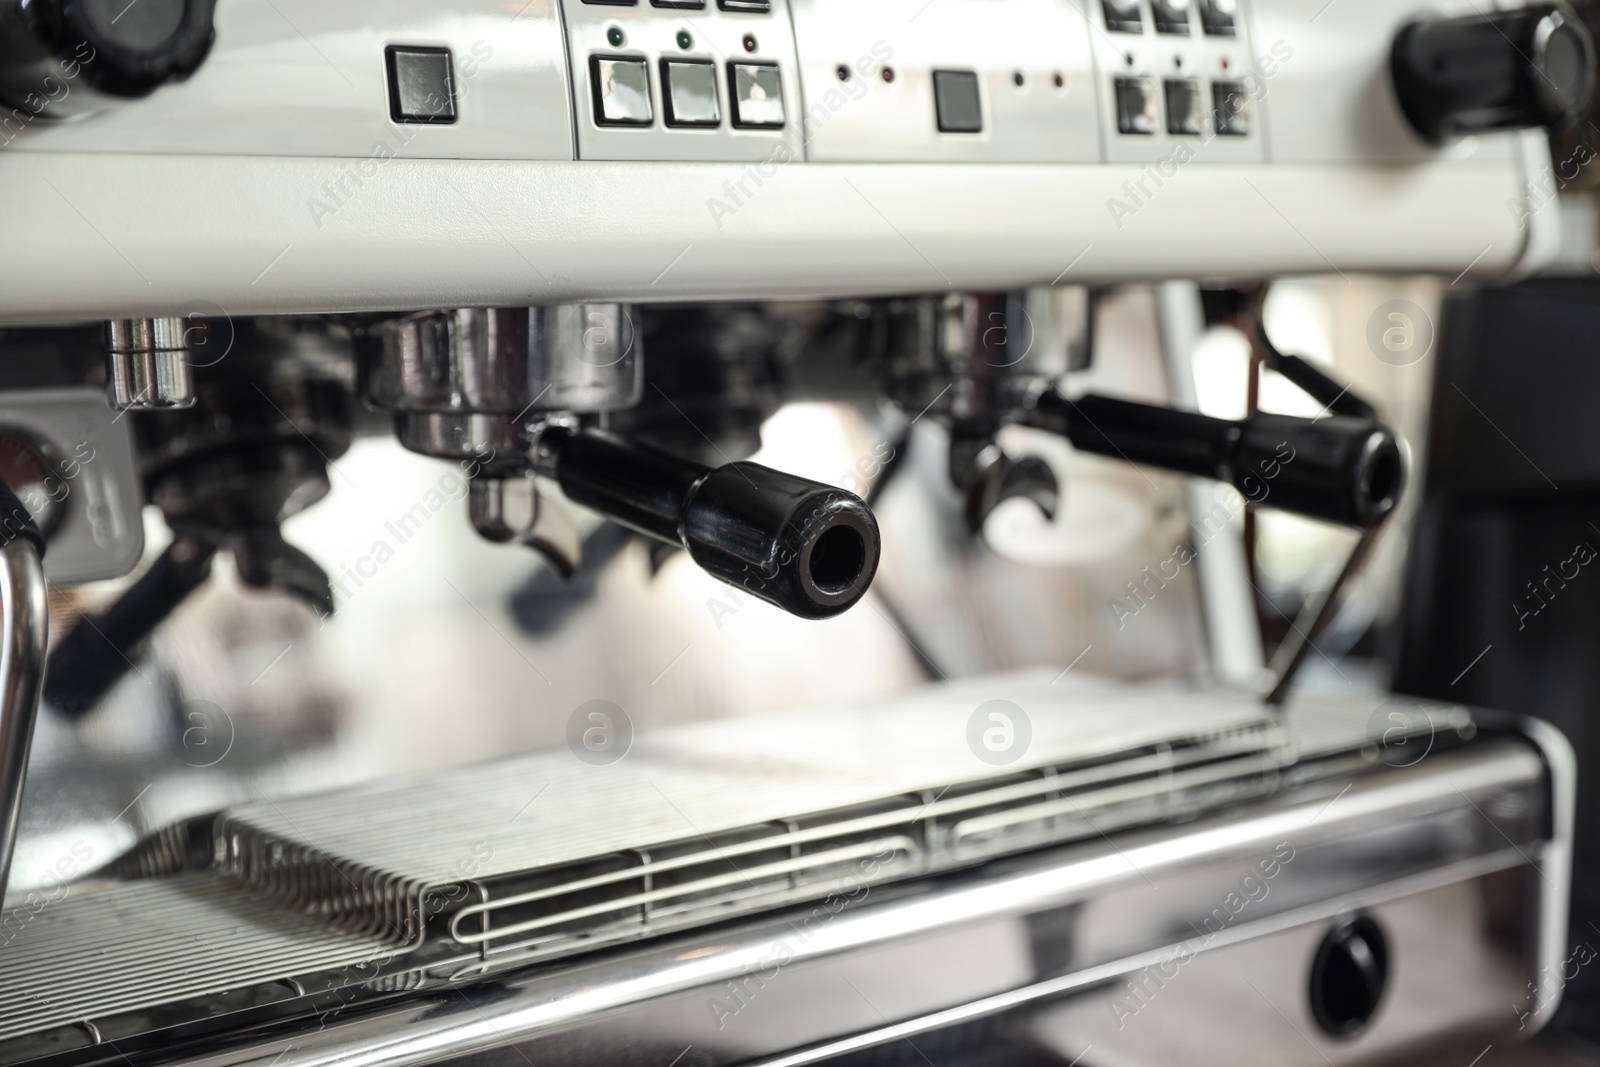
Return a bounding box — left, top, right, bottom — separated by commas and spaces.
385, 46, 457, 124
718, 0, 772, 10
933, 69, 983, 133
1152, 0, 1191, 34
1213, 79, 1249, 134
1115, 76, 1158, 134
1102, 0, 1143, 33
652, 0, 705, 7
1164, 78, 1203, 133
729, 62, 784, 127
1199, 0, 1236, 36
591, 56, 653, 126
663, 59, 720, 127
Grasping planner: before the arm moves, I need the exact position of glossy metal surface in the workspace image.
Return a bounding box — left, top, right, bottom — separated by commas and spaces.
123, 730, 1562, 1067
0, 540, 49, 904
466, 473, 582, 575
368, 306, 641, 424
105, 318, 195, 410
884, 290, 1094, 422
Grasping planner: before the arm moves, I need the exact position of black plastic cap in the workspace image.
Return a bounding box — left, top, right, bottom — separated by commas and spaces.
682, 463, 880, 620
1392, 3, 1596, 141
1241, 414, 1405, 529
42, 0, 217, 98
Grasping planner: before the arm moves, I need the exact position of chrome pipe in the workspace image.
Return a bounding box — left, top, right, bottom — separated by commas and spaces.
0, 536, 48, 903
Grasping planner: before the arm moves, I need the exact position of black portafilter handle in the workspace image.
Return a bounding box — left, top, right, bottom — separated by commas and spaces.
538, 428, 881, 620
1026, 391, 1405, 529
44, 536, 217, 718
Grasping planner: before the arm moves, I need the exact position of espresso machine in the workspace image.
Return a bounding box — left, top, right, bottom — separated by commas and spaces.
0, 0, 1590, 1064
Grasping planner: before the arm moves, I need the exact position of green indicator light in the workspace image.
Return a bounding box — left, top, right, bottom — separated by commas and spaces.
677, 29, 693, 50
607, 26, 625, 48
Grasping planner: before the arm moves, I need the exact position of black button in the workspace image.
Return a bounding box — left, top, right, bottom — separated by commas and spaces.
582, 0, 638, 5
1199, 0, 1236, 36
934, 69, 982, 133
1115, 76, 1157, 134
1152, 0, 1191, 34
385, 46, 457, 124
653, 0, 705, 7
1102, 0, 1143, 33
1164, 78, 1202, 133
718, 0, 771, 10
1213, 79, 1249, 134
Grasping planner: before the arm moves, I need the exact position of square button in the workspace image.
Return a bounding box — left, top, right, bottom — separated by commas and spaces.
933, 69, 982, 133
662, 59, 720, 127
729, 62, 784, 128
1164, 78, 1203, 134
1213, 79, 1249, 134
1199, 0, 1236, 36
1102, 0, 1143, 33
1152, 0, 1191, 34
385, 46, 456, 124
591, 56, 653, 127
1115, 76, 1158, 135
653, 0, 705, 7
718, 0, 771, 10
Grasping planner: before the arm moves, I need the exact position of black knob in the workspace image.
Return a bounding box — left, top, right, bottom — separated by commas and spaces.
1392, 3, 1596, 141
540, 427, 881, 620
1309, 915, 1389, 1038
0, 0, 216, 115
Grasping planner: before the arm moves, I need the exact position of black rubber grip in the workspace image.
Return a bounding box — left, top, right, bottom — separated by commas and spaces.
0, 478, 45, 559
45, 538, 216, 718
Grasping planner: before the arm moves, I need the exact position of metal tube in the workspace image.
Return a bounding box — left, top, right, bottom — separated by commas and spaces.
0, 537, 49, 903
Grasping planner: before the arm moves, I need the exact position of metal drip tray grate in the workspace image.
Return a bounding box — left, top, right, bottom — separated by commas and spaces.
0, 875, 391, 1045
0, 673, 1459, 1049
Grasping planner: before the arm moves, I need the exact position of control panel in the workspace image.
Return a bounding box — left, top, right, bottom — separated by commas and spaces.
561, 0, 805, 162
0, 0, 1536, 166
0, 0, 1573, 316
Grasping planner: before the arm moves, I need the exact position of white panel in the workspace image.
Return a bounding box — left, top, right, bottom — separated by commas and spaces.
790, 0, 1101, 163
3, 0, 575, 161
1254, 0, 1517, 163
0, 153, 1533, 321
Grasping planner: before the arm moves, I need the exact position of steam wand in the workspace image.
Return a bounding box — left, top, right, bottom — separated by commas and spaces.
0, 476, 49, 905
